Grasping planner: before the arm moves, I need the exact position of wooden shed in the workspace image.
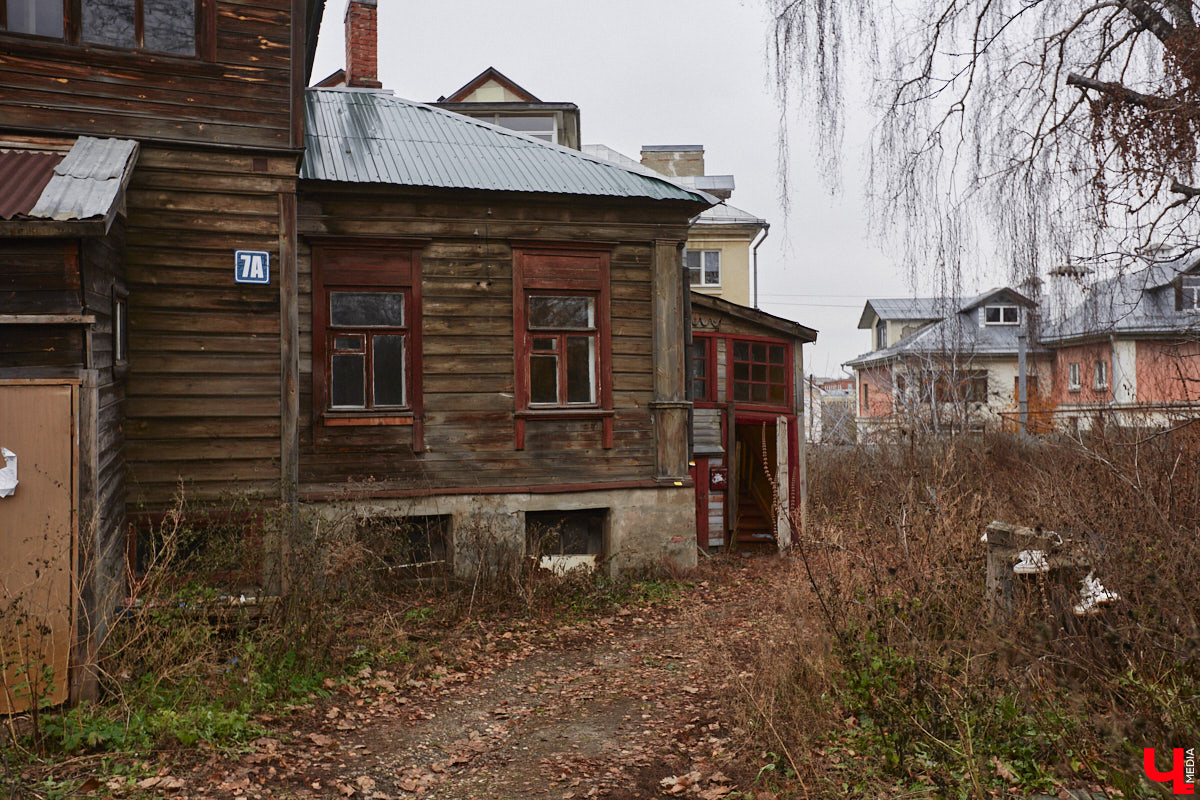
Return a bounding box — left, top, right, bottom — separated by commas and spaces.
0, 136, 137, 711
688, 293, 817, 551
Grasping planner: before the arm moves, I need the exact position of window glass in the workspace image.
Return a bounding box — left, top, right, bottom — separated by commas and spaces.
529, 296, 593, 329
5, 0, 63, 36
331, 292, 405, 327
143, 0, 194, 54
731, 340, 788, 406
703, 251, 720, 285
565, 337, 595, 403
684, 250, 721, 286
82, 0, 135, 47
331, 354, 366, 408
530, 354, 558, 403
985, 305, 1019, 324
684, 250, 702, 285
691, 339, 709, 400
373, 334, 406, 406
496, 115, 555, 142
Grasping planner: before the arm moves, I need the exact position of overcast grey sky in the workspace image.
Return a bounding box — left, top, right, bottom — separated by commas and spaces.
311, 0, 917, 376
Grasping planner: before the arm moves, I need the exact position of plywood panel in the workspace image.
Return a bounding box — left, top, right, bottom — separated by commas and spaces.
0, 383, 74, 713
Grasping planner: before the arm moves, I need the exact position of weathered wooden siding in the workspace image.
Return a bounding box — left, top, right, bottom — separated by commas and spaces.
296, 191, 692, 496
0, 0, 299, 150
123, 147, 294, 506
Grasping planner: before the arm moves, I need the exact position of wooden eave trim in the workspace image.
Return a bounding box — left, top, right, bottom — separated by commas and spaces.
0, 219, 104, 237
691, 293, 819, 343
0, 314, 96, 324
298, 181, 709, 214
444, 68, 541, 103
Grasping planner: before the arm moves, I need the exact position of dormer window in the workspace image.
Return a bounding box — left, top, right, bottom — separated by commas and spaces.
984, 305, 1019, 325
875, 319, 887, 350
1182, 276, 1200, 312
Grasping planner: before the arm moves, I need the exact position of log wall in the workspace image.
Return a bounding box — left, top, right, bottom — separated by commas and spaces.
297, 189, 694, 497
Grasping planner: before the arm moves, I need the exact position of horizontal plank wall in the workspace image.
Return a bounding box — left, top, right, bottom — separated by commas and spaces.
297, 190, 693, 497
0, 0, 297, 150
123, 147, 295, 506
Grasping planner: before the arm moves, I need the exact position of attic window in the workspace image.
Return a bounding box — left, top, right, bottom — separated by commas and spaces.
1182, 276, 1200, 312
984, 305, 1019, 325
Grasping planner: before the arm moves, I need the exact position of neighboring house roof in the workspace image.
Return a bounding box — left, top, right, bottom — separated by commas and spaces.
301, 89, 716, 205
856, 297, 944, 329
441, 66, 540, 103
847, 288, 1042, 368
959, 286, 1037, 311
0, 149, 61, 220
1042, 254, 1200, 342
582, 144, 760, 227
692, 201, 765, 227
691, 292, 818, 343
0, 136, 139, 233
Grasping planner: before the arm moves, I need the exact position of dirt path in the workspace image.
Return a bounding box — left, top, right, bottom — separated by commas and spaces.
177, 558, 783, 800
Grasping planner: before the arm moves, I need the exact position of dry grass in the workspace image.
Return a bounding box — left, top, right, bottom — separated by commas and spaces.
731, 427, 1200, 798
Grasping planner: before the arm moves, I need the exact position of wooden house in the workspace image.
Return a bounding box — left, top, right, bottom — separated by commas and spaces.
1, 0, 714, 706
298, 87, 712, 575
688, 293, 816, 551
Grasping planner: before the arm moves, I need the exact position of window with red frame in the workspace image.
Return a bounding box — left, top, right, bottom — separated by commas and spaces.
511, 243, 613, 450
691, 337, 712, 401
312, 241, 424, 429
327, 291, 409, 410
731, 340, 788, 405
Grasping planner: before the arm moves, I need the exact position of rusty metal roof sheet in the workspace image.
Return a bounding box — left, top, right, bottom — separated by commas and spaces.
30, 137, 139, 222
301, 89, 714, 205
0, 149, 63, 220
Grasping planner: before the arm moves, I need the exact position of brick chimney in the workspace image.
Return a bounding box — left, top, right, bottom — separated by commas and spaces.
345, 0, 382, 89
640, 145, 705, 178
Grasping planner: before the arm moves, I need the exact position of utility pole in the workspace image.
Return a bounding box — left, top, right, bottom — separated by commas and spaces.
1017, 331, 1028, 435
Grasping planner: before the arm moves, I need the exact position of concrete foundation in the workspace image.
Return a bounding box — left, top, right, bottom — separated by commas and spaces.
304, 485, 697, 579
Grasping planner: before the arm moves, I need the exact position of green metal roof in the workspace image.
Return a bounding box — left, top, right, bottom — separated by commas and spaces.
301, 89, 714, 204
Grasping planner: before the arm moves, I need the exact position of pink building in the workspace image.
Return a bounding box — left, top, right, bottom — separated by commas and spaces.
1042, 255, 1200, 428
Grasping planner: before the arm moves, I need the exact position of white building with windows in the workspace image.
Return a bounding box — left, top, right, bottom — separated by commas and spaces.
845, 288, 1053, 438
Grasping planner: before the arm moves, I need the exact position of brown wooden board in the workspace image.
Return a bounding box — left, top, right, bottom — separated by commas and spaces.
0, 382, 75, 713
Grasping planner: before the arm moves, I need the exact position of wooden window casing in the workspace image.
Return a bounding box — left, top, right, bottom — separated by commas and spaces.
728, 336, 791, 410
0, 0, 216, 59
512, 242, 613, 450
691, 335, 716, 403
312, 239, 425, 449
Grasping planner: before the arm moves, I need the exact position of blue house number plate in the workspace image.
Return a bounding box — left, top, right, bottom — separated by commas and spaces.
235, 250, 271, 285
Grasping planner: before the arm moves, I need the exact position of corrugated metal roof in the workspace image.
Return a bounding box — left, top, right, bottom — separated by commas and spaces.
301, 89, 714, 204
0, 149, 63, 220
30, 137, 139, 221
